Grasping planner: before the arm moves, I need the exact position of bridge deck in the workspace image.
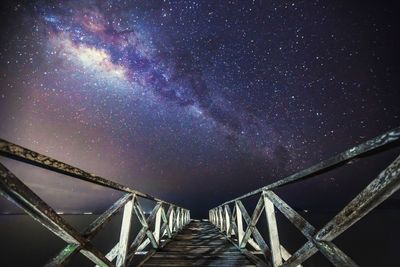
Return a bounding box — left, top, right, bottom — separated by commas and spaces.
140, 220, 257, 266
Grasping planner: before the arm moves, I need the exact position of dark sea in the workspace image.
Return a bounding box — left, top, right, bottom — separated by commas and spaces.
0, 210, 399, 266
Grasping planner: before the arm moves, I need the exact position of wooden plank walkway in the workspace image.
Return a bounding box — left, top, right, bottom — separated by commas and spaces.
140, 220, 257, 266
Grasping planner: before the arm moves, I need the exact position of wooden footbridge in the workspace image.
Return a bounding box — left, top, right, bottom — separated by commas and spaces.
0, 127, 399, 266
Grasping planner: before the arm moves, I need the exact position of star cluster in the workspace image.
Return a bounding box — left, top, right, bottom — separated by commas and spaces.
0, 0, 399, 216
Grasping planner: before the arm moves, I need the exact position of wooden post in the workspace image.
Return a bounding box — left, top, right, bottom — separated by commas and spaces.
215, 208, 219, 228
169, 207, 175, 232
116, 195, 134, 267
216, 209, 220, 228
176, 208, 182, 231
220, 206, 225, 232
262, 191, 282, 267
153, 205, 162, 244
235, 201, 244, 245
224, 205, 231, 237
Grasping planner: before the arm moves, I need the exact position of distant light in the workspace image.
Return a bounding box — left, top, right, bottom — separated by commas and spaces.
83, 212, 93, 215
304, 209, 309, 213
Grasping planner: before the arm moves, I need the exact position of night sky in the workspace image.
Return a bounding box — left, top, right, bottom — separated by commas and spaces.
0, 0, 399, 218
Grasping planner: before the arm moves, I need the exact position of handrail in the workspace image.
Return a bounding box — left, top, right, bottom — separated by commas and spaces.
0, 139, 191, 267
209, 127, 400, 267
218, 126, 400, 207
0, 138, 184, 209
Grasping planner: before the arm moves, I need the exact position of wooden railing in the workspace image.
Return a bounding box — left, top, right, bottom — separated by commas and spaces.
209, 127, 400, 267
0, 139, 190, 267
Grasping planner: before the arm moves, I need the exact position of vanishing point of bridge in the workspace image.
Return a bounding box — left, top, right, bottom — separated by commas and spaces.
0, 127, 399, 266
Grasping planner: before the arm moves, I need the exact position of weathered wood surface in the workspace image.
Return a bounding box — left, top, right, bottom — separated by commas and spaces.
0, 138, 191, 266
140, 220, 257, 266
209, 127, 400, 267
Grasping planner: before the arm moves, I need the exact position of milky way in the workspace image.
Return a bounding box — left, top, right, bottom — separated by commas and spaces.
0, 1, 399, 216
38, 0, 288, 161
